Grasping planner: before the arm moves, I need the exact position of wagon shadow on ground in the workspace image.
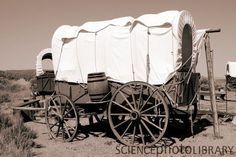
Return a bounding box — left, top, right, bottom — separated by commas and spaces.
72, 119, 116, 143
164, 116, 212, 145
72, 115, 213, 146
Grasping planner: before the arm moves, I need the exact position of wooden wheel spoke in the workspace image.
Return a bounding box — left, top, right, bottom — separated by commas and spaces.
49, 109, 60, 116
62, 124, 65, 141
63, 117, 77, 120
128, 84, 137, 109
139, 123, 145, 145
119, 91, 135, 111
114, 118, 130, 129
138, 84, 143, 107
141, 102, 162, 114
139, 90, 156, 111
132, 124, 137, 144
141, 117, 163, 132
63, 107, 74, 118
121, 121, 133, 138
49, 121, 59, 129
112, 101, 132, 113
52, 99, 61, 115
62, 100, 69, 115
140, 119, 156, 141
64, 121, 76, 131
58, 97, 62, 114
56, 122, 62, 137
63, 122, 71, 138
142, 114, 166, 118
110, 113, 129, 116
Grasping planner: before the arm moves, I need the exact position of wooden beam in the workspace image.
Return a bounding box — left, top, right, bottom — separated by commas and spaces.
204, 34, 220, 137
205, 28, 221, 33
12, 107, 45, 111
14, 99, 40, 107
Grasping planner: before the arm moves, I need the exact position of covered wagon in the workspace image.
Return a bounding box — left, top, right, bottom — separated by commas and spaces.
226, 61, 236, 90
34, 10, 213, 146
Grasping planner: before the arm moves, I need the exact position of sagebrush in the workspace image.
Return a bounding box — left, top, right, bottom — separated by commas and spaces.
0, 112, 37, 157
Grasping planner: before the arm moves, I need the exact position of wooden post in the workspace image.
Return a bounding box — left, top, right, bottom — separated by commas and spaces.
204, 34, 220, 138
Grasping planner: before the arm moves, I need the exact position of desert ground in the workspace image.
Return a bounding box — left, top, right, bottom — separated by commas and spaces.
0, 73, 236, 157
24, 96, 236, 157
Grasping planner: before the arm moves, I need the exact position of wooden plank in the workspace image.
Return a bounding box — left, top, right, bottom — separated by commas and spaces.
12, 99, 42, 122
12, 106, 45, 111
198, 110, 236, 116
76, 100, 110, 105
200, 90, 226, 96
14, 99, 40, 107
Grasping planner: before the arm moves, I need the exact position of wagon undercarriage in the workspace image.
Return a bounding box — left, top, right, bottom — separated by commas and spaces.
39, 74, 199, 146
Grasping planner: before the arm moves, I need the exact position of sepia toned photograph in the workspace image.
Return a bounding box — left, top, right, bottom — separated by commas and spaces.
0, 0, 235, 157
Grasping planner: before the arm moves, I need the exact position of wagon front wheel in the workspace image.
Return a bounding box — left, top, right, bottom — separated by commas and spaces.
45, 94, 79, 142
108, 81, 169, 146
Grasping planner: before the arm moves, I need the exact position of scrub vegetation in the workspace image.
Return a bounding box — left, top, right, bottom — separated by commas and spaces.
0, 112, 37, 157
0, 70, 36, 157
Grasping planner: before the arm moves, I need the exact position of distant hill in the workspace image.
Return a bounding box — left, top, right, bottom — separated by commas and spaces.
0, 69, 35, 81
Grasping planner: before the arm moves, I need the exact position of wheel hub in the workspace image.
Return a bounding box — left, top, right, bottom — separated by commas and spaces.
130, 110, 141, 121
56, 115, 63, 123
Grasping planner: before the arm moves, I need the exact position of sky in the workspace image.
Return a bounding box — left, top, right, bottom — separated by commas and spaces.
0, 0, 235, 78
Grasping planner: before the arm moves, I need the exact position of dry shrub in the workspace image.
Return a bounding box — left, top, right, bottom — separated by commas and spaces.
0, 78, 10, 90
0, 78, 31, 105
0, 78, 10, 86
0, 84, 5, 90
15, 78, 30, 87
7, 79, 29, 93
0, 92, 10, 103
9, 83, 22, 92
0, 78, 29, 93
0, 76, 36, 156
0, 112, 37, 157
0, 112, 12, 131
0, 141, 33, 157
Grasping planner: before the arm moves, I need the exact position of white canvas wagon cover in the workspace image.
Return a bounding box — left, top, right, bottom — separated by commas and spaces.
36, 48, 52, 76
51, 10, 198, 84
226, 62, 236, 77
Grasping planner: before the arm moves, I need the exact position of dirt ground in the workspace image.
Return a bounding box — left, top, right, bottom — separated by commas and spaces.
23, 91, 236, 157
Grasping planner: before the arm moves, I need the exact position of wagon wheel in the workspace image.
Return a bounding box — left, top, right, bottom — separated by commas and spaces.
45, 94, 79, 142
108, 81, 169, 146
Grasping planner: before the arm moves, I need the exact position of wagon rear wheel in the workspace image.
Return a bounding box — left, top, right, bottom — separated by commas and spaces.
108, 81, 169, 146
45, 94, 79, 142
